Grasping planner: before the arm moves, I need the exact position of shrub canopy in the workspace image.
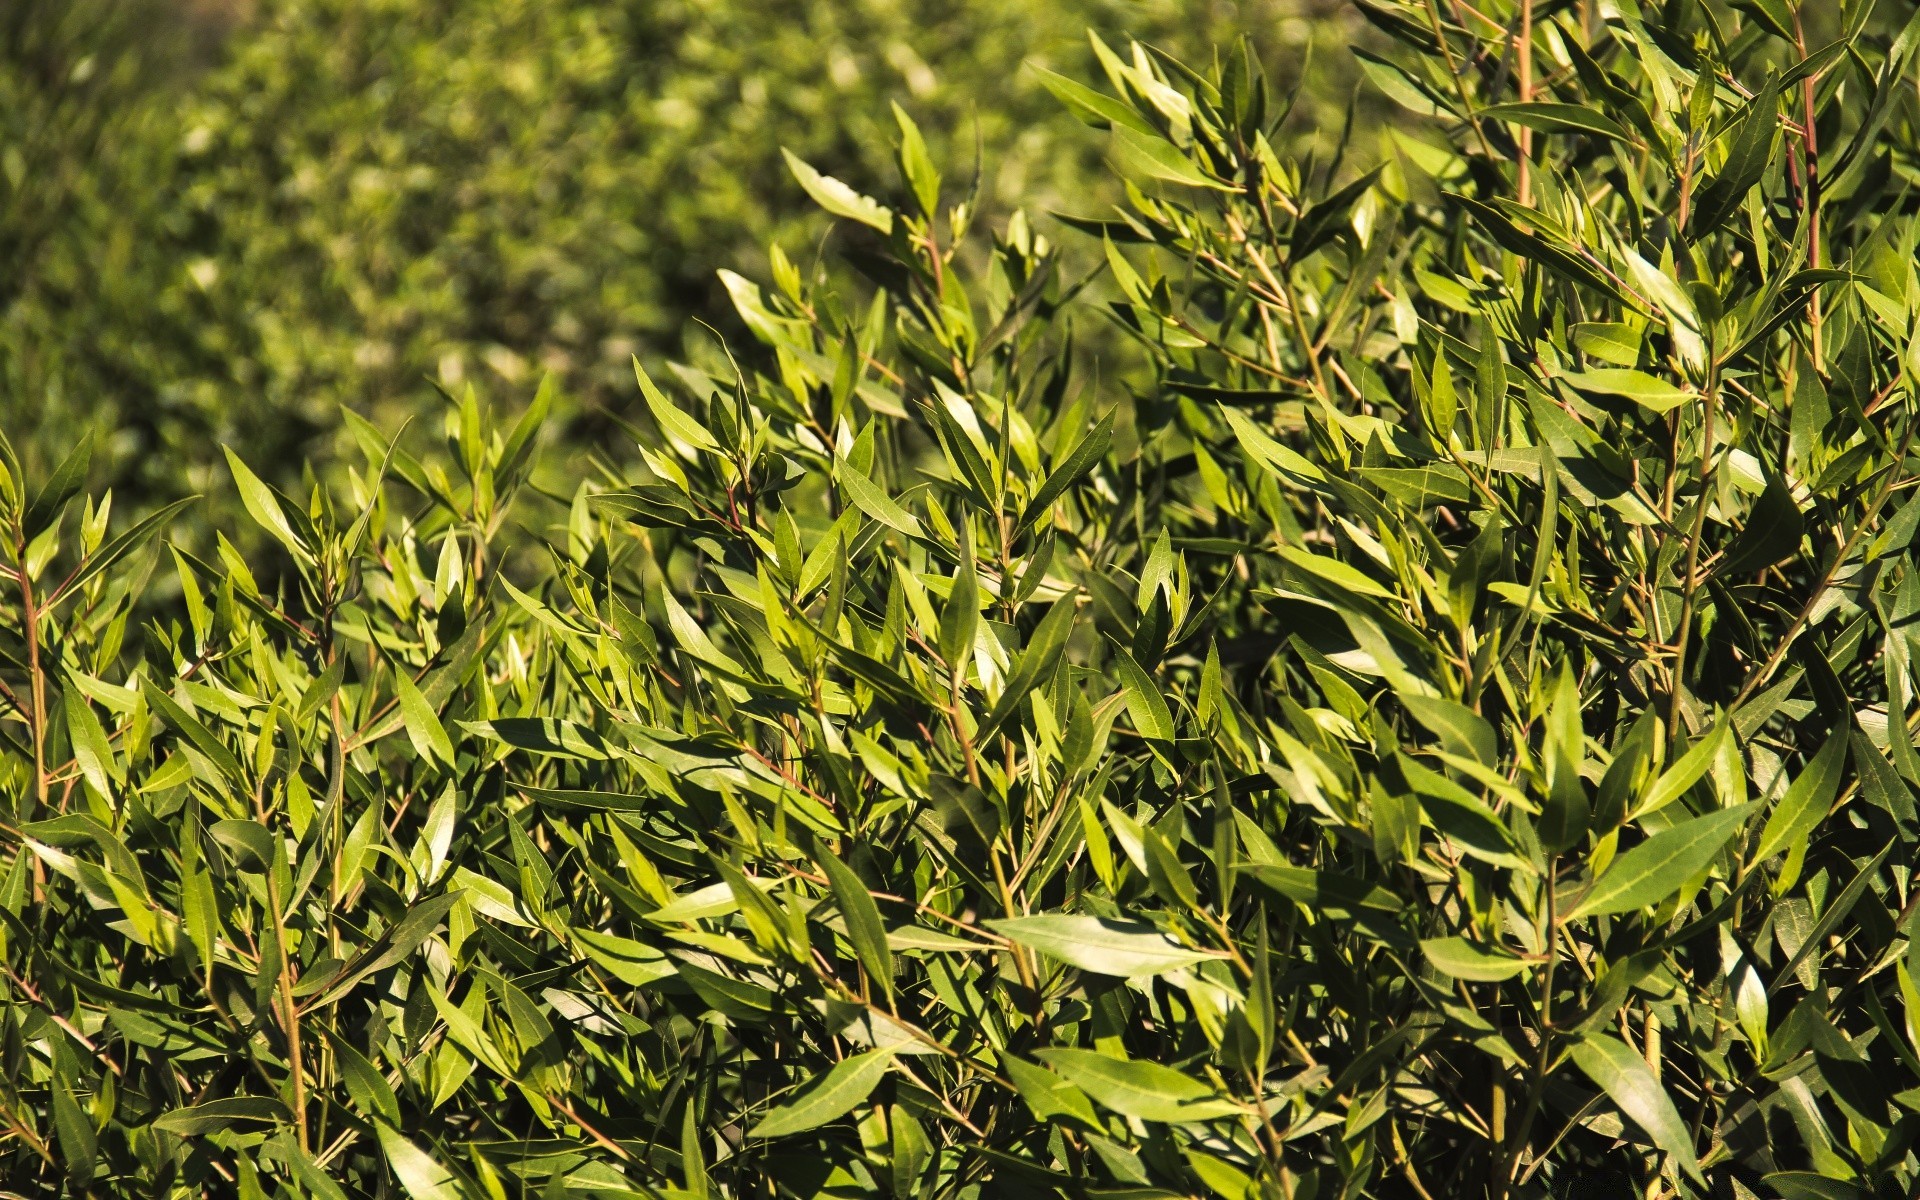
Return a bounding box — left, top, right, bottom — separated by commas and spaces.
0, 0, 1347, 516
8, 1, 1920, 1198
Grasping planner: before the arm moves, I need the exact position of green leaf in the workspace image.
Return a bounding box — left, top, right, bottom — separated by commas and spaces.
783, 149, 895, 232
223, 445, 313, 564
1761, 1174, 1868, 1200
1571, 322, 1645, 367
1396, 754, 1525, 869
1558, 369, 1692, 414
1756, 731, 1847, 860
1033, 1049, 1242, 1122
1111, 646, 1176, 741
1568, 1035, 1702, 1183
322, 1029, 401, 1126
311, 892, 463, 1008
24, 431, 93, 539
1005, 1055, 1099, 1124
1292, 167, 1383, 259
635, 357, 721, 453
976, 594, 1078, 743
1478, 102, 1633, 141
151, 1096, 292, 1136
820, 844, 893, 999
395, 668, 456, 768
749, 1049, 895, 1137
1448, 194, 1620, 296
1021, 411, 1113, 529
891, 102, 940, 219
48, 495, 198, 608
1731, 0, 1795, 40
1031, 65, 1155, 133
1279, 545, 1397, 600
678, 960, 777, 1019
65, 695, 115, 798
989, 915, 1220, 977
1636, 718, 1729, 818
1712, 474, 1804, 579
1420, 936, 1530, 981
462, 717, 612, 760
1691, 74, 1780, 236
1110, 125, 1233, 190
1218, 405, 1325, 482
572, 927, 676, 986
52, 1069, 96, 1186
1241, 864, 1404, 916
1569, 803, 1756, 919
1400, 694, 1497, 763
938, 551, 980, 668
140, 679, 246, 791
838, 465, 923, 538
376, 1125, 464, 1200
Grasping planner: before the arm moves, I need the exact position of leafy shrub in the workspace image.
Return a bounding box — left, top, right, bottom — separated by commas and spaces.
9, 2, 1920, 1199
0, 0, 1360, 518
0, 0, 228, 490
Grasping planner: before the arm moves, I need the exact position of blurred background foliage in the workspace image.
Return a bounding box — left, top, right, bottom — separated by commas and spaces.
0, 0, 1367, 516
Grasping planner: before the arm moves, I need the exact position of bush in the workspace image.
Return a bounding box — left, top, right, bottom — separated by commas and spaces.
0, 0, 1362, 519
8, 2, 1920, 1198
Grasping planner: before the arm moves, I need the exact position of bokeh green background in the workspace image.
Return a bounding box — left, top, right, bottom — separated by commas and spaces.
0, 0, 1366, 511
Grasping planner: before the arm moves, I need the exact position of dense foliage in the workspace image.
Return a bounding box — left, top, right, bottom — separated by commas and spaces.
0, 0, 1356, 518
11, 0, 1920, 1197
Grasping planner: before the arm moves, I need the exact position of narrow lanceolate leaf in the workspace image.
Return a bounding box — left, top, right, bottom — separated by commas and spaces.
323, 1029, 401, 1126
1479, 102, 1633, 142
749, 1049, 895, 1138
938, 551, 980, 669
394, 669, 455, 768
1569, 803, 1756, 919
1110, 125, 1233, 190
1558, 369, 1692, 414
1636, 718, 1730, 818
1690, 73, 1781, 236
783, 149, 894, 232
635, 357, 721, 453
1021, 411, 1113, 528
1111, 647, 1176, 741
223, 445, 313, 563
1004, 1055, 1099, 1124
1714, 475, 1805, 578
976, 594, 1078, 742
838, 465, 923, 537
1420, 937, 1531, 982
1756, 732, 1847, 860
51, 1072, 95, 1186
49, 494, 198, 607
65, 697, 115, 797
1569, 1035, 1703, 1183
820, 845, 893, 999
987, 915, 1220, 977
376, 1125, 464, 1200
150, 1096, 292, 1136
311, 892, 464, 1007
1242, 865, 1404, 915
140, 680, 246, 789
1033, 1050, 1242, 1122
1032, 65, 1156, 133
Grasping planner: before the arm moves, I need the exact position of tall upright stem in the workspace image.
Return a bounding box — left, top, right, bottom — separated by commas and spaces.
1518, 0, 1534, 206
1668, 365, 1719, 730
268, 866, 309, 1151
15, 530, 46, 814
1794, 10, 1822, 370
